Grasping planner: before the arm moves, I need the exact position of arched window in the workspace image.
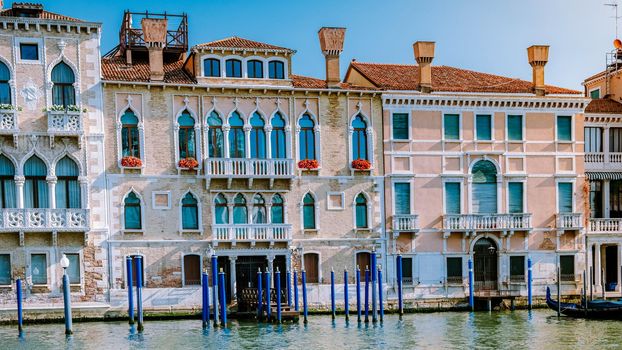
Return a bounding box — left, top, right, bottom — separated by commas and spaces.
225, 59, 242, 78
299, 114, 316, 160
268, 61, 285, 79
271, 113, 286, 159
55, 157, 80, 209
207, 112, 224, 158
303, 253, 319, 283
121, 109, 140, 158
24, 156, 48, 208
0, 62, 11, 104
247, 60, 263, 78
181, 192, 199, 230
178, 110, 196, 159
472, 160, 498, 213
271, 193, 284, 224
203, 58, 220, 77
252, 194, 266, 224
0, 155, 16, 208
214, 194, 229, 224
352, 114, 368, 160
233, 194, 247, 224
250, 112, 266, 159
229, 112, 245, 158
51, 62, 75, 107
303, 193, 315, 229
355, 193, 368, 228
124, 192, 141, 230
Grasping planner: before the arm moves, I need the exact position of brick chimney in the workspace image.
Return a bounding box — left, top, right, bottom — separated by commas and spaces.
413, 41, 435, 93
141, 18, 168, 81
318, 27, 346, 88
527, 45, 549, 96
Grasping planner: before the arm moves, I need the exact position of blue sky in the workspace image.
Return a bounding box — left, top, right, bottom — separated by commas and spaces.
17, 0, 617, 90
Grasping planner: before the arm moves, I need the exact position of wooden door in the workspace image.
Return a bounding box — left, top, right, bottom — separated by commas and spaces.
304, 253, 319, 283
183, 255, 201, 285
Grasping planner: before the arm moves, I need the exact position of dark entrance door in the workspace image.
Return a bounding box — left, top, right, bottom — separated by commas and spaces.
473, 238, 498, 291
605, 245, 619, 291
183, 255, 201, 286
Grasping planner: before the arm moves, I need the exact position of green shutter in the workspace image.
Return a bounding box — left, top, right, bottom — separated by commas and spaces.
444, 182, 461, 214
476, 115, 492, 140
0, 254, 9, 285
590, 89, 600, 99
507, 115, 523, 141
508, 182, 524, 214
558, 182, 573, 213
510, 256, 525, 277
394, 183, 411, 215
557, 116, 572, 141
392, 113, 409, 140
446, 257, 463, 278
560, 255, 575, 276
444, 114, 460, 140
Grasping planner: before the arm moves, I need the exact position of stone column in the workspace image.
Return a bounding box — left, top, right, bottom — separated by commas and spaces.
267, 255, 275, 287
604, 180, 611, 218
595, 243, 602, 292
46, 176, 57, 209
223, 125, 231, 158
265, 126, 272, 160
14, 175, 24, 209
78, 176, 88, 209
229, 256, 237, 299
244, 125, 251, 159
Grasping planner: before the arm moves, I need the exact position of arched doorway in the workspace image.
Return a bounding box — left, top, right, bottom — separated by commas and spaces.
473, 237, 498, 291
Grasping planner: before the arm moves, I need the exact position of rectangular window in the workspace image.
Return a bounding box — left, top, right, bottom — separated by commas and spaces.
444, 182, 461, 214
402, 257, 413, 284
558, 182, 573, 213
590, 89, 600, 99
610, 128, 622, 152
557, 116, 572, 141
20, 43, 38, 61
225, 59, 242, 78
590, 180, 602, 218
392, 113, 409, 140
560, 255, 575, 281
394, 183, 411, 215
31, 254, 47, 285
509, 256, 525, 282
476, 114, 492, 140
507, 115, 523, 141
508, 182, 524, 214
268, 61, 285, 79
446, 257, 463, 283
65, 253, 80, 284
610, 180, 622, 218
0, 254, 10, 285
584, 127, 603, 153
444, 114, 460, 140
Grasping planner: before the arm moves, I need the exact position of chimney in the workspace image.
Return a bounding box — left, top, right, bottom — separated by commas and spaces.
527, 45, 549, 96
318, 27, 346, 88
141, 18, 168, 81
413, 41, 435, 93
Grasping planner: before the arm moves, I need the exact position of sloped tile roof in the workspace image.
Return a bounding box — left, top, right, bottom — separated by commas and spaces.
101, 56, 195, 84
291, 74, 375, 90
194, 36, 294, 53
349, 62, 581, 95
585, 98, 622, 114
0, 8, 83, 22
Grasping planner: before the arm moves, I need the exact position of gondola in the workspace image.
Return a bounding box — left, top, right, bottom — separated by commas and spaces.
546, 286, 622, 320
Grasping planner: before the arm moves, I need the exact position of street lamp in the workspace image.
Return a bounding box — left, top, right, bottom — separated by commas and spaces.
60, 254, 70, 273
60, 253, 72, 335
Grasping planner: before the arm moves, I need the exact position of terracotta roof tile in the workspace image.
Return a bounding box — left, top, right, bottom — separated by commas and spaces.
349, 62, 581, 95
101, 56, 194, 84
195, 36, 294, 52
291, 74, 376, 90
585, 98, 622, 114
0, 8, 83, 22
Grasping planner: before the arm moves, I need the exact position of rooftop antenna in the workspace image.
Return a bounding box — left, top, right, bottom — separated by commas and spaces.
606, 1, 621, 38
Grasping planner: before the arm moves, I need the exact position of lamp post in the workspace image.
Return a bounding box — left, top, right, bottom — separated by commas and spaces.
60, 254, 73, 335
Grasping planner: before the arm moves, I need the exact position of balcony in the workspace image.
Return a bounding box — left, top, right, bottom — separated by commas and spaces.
0, 110, 18, 134
0, 208, 90, 232
392, 214, 419, 234
47, 110, 83, 136
212, 223, 292, 246
585, 152, 622, 171
443, 213, 532, 232
589, 218, 622, 234
556, 213, 583, 230
205, 159, 294, 186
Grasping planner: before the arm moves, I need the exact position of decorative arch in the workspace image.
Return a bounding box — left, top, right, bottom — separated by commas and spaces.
174, 103, 202, 172
19, 148, 52, 177
353, 191, 372, 229
348, 111, 374, 168
23, 155, 49, 209
300, 191, 319, 231
116, 97, 145, 168
0, 56, 14, 105
122, 188, 145, 231
470, 159, 499, 214
227, 110, 246, 159
468, 233, 502, 253
270, 110, 289, 159
232, 192, 248, 224
204, 109, 224, 159
296, 111, 321, 165
48, 58, 79, 107
51, 151, 84, 177
0, 154, 16, 208
271, 193, 285, 224
180, 190, 202, 232
213, 192, 229, 225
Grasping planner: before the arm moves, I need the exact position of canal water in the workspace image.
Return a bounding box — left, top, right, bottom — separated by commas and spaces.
1, 310, 621, 349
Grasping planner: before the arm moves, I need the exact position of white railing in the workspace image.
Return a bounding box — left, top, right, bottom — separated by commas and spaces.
0, 208, 90, 232
585, 152, 622, 171
212, 224, 292, 243
47, 111, 82, 135
556, 213, 583, 229
0, 110, 18, 133
589, 218, 622, 233
205, 158, 294, 177
443, 213, 532, 231
392, 214, 419, 232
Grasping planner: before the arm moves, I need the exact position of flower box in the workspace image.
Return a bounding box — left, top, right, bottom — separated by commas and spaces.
179, 157, 199, 169
298, 159, 319, 170
121, 156, 142, 168
351, 159, 371, 170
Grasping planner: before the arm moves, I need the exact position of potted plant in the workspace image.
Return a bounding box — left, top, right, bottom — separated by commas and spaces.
179, 157, 199, 170
351, 159, 371, 170
0, 104, 21, 111
121, 156, 142, 168
298, 159, 319, 170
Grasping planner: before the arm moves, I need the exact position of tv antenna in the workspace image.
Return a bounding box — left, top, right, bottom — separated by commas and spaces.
606, 1, 621, 38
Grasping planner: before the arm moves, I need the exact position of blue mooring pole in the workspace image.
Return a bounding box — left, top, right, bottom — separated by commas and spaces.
468, 258, 474, 311
378, 266, 384, 323
293, 270, 299, 312
219, 268, 227, 327
135, 256, 144, 332
397, 255, 403, 317
364, 266, 370, 323
211, 255, 219, 328
330, 268, 336, 320
276, 268, 282, 323
356, 265, 361, 323
202, 271, 209, 329
344, 268, 349, 323
62, 269, 73, 335
371, 252, 377, 323
302, 269, 308, 324
257, 268, 263, 320
125, 256, 134, 325
16, 278, 23, 335
286, 270, 292, 307
528, 257, 533, 310
265, 268, 271, 321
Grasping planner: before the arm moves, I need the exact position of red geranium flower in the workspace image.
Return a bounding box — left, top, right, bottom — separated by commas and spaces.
351, 159, 371, 170
298, 159, 319, 170
121, 156, 142, 168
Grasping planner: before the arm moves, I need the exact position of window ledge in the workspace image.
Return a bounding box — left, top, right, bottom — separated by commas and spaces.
179, 229, 203, 235
355, 228, 373, 233
122, 229, 143, 235
390, 139, 410, 143
303, 229, 318, 234
443, 139, 461, 143
556, 140, 573, 144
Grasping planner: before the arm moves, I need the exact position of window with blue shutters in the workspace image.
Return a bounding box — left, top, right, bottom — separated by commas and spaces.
252, 194, 267, 224
557, 116, 572, 141
250, 112, 266, 159
558, 182, 573, 213
352, 114, 368, 160
471, 160, 497, 213
181, 192, 199, 230
203, 58, 220, 77
476, 115, 492, 140
0, 155, 16, 209
394, 183, 411, 215
303, 193, 316, 229
271, 113, 287, 159
51, 62, 75, 107
298, 114, 316, 161
247, 60, 263, 78
444, 114, 460, 140
444, 182, 461, 214
124, 192, 141, 230
178, 111, 196, 159
214, 194, 229, 224
0, 254, 10, 285
207, 112, 224, 158
229, 112, 245, 158
24, 156, 48, 209
0, 62, 11, 105
225, 59, 242, 78
508, 182, 524, 214
392, 113, 409, 140
233, 194, 247, 224
271, 194, 284, 224
355, 193, 368, 228
55, 157, 80, 209
507, 115, 523, 141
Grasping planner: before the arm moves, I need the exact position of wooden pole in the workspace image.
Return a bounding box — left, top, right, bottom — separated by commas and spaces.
557, 265, 561, 317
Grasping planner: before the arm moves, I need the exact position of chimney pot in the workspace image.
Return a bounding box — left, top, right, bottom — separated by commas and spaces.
141, 18, 168, 81
318, 27, 346, 88
413, 41, 435, 93
527, 45, 549, 96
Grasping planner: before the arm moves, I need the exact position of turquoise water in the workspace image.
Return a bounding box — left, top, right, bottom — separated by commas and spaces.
1, 310, 622, 349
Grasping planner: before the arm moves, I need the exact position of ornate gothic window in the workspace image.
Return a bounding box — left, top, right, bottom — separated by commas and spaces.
124, 192, 142, 230
352, 114, 368, 160
229, 112, 245, 158
303, 193, 316, 229
178, 110, 196, 159
0, 62, 11, 104
299, 114, 316, 161
207, 112, 224, 158
271, 113, 286, 159
181, 192, 199, 230
55, 157, 80, 209
51, 62, 75, 107
214, 194, 229, 224
250, 112, 266, 159
24, 156, 48, 208
0, 155, 15, 208
121, 109, 140, 158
